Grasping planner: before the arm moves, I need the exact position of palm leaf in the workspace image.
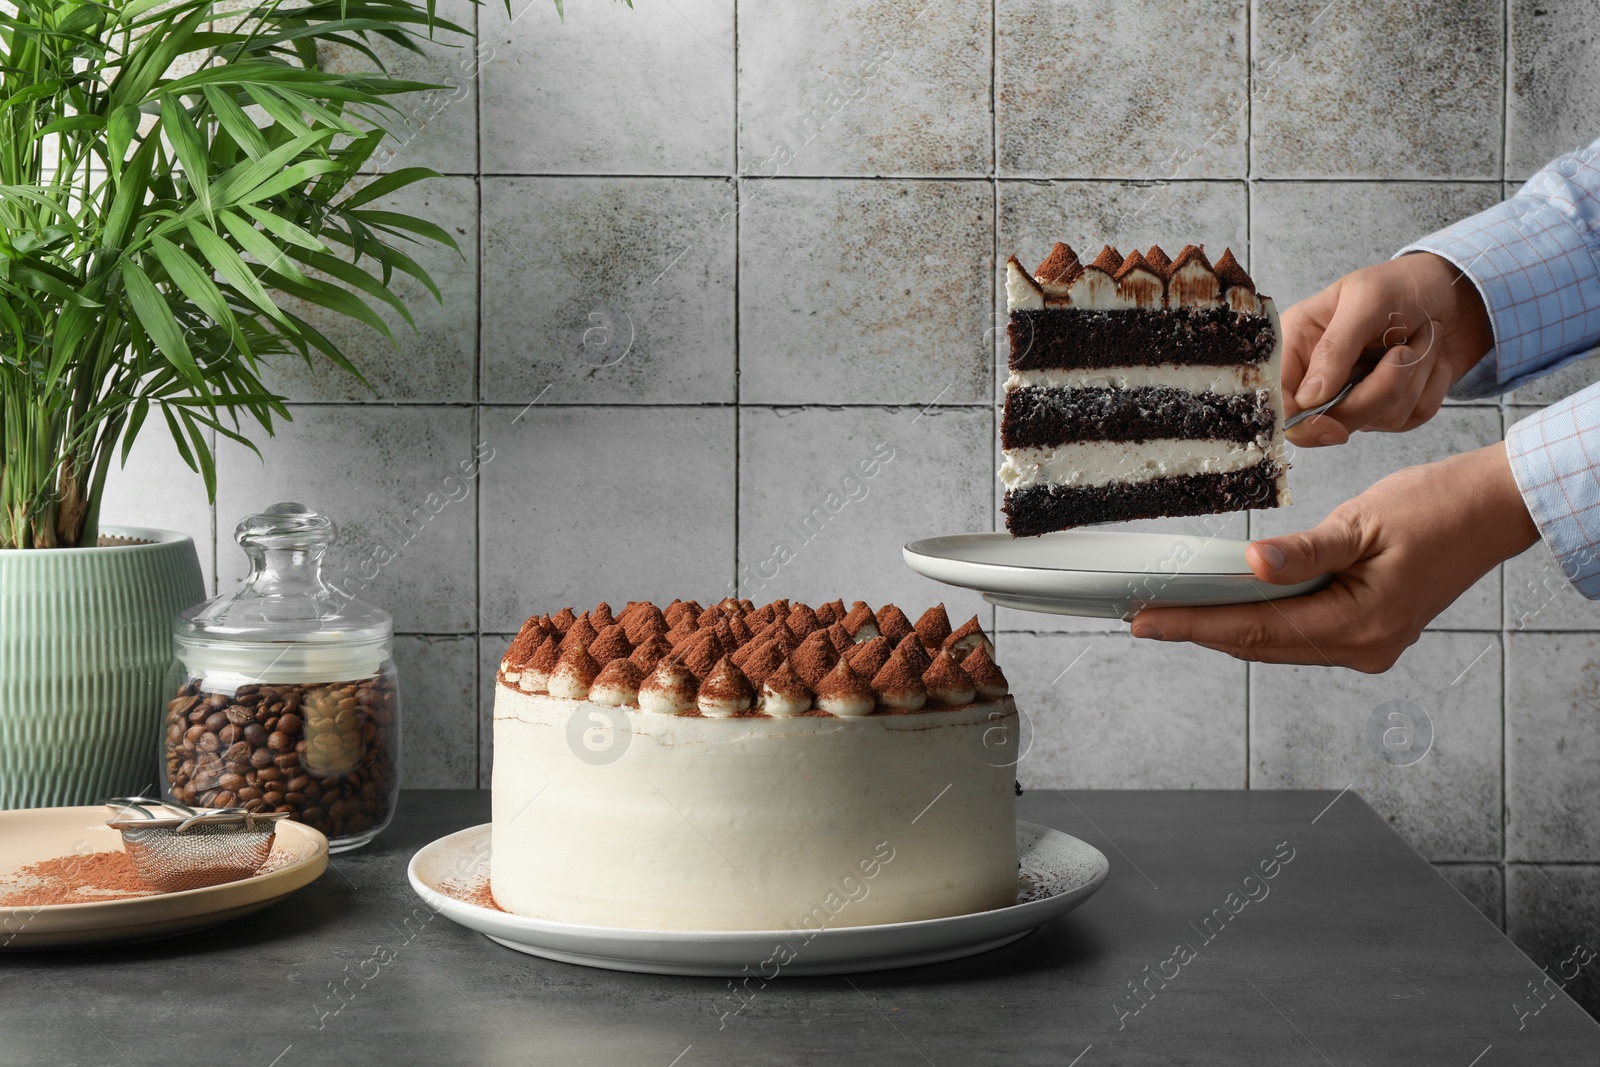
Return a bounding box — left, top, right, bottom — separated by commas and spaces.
0, 0, 577, 548
121, 259, 201, 385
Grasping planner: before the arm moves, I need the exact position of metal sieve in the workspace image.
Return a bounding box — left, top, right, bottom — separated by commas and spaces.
104, 798, 288, 892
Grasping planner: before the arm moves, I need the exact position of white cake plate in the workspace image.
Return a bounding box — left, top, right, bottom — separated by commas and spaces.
904, 530, 1332, 619
407, 821, 1108, 977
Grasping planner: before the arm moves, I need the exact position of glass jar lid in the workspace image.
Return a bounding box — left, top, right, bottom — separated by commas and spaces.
175, 503, 391, 684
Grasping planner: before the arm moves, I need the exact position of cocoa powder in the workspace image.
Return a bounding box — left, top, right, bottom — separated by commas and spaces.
443, 876, 504, 912
0, 851, 155, 906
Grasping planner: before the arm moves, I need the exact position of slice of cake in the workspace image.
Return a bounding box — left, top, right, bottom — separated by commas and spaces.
492, 598, 1019, 932
999, 242, 1290, 535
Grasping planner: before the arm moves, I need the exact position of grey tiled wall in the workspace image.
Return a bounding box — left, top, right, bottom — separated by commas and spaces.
99, 0, 1600, 1011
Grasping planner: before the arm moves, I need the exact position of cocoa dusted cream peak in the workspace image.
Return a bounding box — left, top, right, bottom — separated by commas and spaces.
499, 598, 1008, 717
759, 659, 813, 716
1005, 240, 1264, 313
590, 659, 642, 706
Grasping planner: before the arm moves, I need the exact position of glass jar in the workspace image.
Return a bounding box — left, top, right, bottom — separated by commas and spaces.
162, 503, 400, 853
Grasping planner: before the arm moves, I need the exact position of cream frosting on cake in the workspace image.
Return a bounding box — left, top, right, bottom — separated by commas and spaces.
491, 599, 1020, 932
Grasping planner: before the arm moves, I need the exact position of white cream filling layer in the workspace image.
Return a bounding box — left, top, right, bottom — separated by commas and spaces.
999, 438, 1272, 491
1004, 365, 1267, 397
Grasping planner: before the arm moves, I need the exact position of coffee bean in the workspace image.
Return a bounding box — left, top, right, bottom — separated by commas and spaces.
166, 673, 398, 846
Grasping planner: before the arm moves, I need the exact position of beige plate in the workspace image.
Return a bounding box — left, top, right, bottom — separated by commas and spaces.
0, 806, 327, 950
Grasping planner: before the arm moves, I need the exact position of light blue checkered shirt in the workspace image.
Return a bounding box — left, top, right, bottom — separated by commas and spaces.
1398, 137, 1600, 597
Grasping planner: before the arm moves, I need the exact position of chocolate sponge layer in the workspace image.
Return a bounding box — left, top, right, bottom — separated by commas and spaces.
1002, 385, 1275, 450
1002, 463, 1285, 536
1009, 307, 1275, 371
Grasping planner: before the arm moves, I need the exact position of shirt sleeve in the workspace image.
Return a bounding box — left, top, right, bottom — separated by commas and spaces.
1507, 384, 1600, 600
1396, 137, 1600, 400
1395, 140, 1600, 598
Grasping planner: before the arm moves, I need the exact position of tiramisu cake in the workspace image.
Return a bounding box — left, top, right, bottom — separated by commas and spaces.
1000, 243, 1290, 535
492, 598, 1018, 932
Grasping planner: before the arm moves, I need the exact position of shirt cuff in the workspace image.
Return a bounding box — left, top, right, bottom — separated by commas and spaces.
1396, 159, 1600, 397
1506, 384, 1600, 600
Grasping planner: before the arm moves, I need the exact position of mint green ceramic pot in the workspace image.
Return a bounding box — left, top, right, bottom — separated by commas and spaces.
0, 527, 205, 808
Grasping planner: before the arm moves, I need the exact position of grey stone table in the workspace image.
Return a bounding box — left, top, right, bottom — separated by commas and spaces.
6, 788, 1599, 1066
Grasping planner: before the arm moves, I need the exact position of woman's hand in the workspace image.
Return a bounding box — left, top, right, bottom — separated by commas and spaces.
1282, 252, 1495, 447
1128, 442, 1538, 673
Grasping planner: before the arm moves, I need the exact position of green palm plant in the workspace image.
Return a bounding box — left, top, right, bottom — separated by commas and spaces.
0, 0, 478, 548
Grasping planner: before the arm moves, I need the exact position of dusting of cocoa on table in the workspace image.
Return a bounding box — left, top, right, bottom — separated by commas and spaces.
0, 851, 156, 906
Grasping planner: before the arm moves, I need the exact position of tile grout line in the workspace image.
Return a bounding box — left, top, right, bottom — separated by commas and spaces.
262, 396, 1509, 409
465, 171, 1514, 185
1500, 409, 1512, 921
279, 401, 1006, 410
473, 0, 485, 787
209, 426, 219, 597
732, 0, 741, 598
1498, 0, 1512, 926
990, 0, 999, 549
1500, 0, 1511, 187
1245, 0, 1254, 184
1244, 0, 1253, 791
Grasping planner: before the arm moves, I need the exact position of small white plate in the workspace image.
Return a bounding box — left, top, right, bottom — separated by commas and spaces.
407, 821, 1108, 977
0, 806, 327, 950
904, 530, 1332, 619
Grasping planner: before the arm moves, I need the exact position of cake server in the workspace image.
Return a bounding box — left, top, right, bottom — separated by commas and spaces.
1284, 379, 1357, 429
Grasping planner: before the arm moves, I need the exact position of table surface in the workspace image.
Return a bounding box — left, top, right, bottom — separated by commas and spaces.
5, 788, 1598, 1066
